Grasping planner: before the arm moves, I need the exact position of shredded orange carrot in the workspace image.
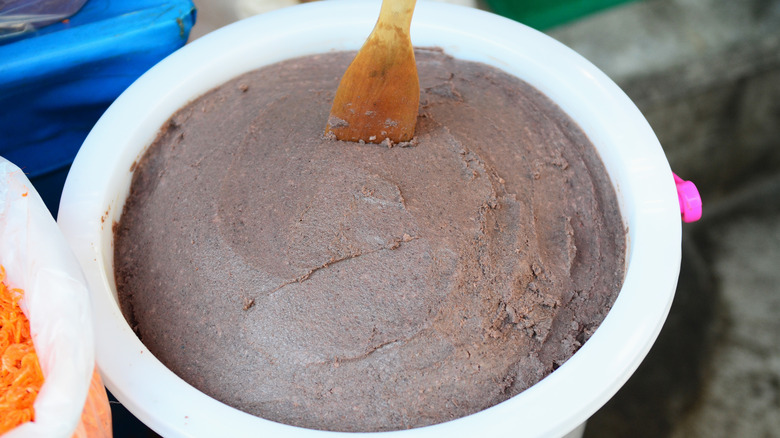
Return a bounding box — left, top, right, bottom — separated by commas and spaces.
0, 265, 44, 434
71, 369, 113, 438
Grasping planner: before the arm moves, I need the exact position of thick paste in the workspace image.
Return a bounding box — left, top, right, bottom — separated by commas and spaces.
114, 48, 626, 432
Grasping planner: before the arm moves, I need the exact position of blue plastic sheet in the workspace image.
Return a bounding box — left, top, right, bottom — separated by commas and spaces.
0, 0, 196, 214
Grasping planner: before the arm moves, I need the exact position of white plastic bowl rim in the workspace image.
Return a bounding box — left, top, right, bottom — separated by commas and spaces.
57, 1, 682, 437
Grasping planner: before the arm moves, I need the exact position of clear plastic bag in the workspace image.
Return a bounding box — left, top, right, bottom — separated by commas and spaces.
0, 157, 111, 438
0, 0, 88, 40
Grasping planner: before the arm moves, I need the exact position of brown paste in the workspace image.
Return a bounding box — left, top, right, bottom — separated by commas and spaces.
113, 48, 626, 432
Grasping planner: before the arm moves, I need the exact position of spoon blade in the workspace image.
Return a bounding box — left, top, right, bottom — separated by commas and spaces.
325, 0, 419, 144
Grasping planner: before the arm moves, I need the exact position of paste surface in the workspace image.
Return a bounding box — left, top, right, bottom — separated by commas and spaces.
114, 48, 626, 432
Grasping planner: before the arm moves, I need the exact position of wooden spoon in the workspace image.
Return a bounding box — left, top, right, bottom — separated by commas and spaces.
325, 0, 419, 144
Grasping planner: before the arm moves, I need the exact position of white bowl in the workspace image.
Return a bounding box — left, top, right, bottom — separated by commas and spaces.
57, 1, 681, 437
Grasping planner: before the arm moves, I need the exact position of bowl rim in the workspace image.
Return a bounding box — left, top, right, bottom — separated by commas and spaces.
58, 1, 681, 437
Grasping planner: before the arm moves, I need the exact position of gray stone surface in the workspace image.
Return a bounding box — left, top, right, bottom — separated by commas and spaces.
549, 0, 780, 202
674, 209, 780, 437
584, 180, 780, 438
552, 1, 780, 436
549, 0, 780, 81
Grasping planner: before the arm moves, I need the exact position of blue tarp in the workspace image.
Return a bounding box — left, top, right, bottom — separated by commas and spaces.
0, 0, 196, 213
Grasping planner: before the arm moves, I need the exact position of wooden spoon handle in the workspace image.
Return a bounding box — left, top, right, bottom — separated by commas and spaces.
374, 0, 417, 37
325, 0, 420, 144
363, 0, 417, 75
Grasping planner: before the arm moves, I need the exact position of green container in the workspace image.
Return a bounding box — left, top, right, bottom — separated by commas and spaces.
485, 0, 638, 30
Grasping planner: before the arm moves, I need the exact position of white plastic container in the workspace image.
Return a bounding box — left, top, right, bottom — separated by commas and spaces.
57, 1, 682, 437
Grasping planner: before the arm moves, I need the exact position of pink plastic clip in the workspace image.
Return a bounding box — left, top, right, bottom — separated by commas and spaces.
673, 173, 702, 223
